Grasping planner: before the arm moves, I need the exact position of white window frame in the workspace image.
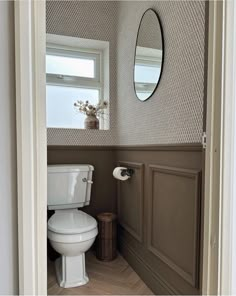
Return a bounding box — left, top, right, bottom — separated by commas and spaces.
46, 34, 109, 130
46, 47, 101, 85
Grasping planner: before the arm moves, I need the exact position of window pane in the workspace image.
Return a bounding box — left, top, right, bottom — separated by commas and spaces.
46, 54, 95, 78
46, 85, 99, 128
134, 64, 161, 83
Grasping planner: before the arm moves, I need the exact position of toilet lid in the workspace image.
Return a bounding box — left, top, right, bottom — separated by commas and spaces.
48, 210, 97, 234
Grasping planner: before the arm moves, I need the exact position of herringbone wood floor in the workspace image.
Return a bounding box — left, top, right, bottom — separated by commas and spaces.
47, 252, 153, 295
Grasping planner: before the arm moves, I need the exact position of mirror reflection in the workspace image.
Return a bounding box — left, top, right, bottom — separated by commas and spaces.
134, 9, 164, 101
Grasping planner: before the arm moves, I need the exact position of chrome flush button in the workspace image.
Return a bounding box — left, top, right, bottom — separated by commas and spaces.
82, 178, 93, 184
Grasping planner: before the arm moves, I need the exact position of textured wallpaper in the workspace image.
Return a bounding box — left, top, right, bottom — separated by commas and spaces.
116, 0, 207, 145
46, 0, 207, 146
46, 1, 118, 146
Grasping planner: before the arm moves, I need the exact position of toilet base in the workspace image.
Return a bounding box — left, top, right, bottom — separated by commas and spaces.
55, 254, 89, 288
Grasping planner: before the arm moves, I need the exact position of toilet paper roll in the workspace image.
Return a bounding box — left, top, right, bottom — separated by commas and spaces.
113, 167, 130, 181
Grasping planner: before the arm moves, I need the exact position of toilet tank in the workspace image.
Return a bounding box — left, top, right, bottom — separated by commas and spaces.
47, 164, 94, 210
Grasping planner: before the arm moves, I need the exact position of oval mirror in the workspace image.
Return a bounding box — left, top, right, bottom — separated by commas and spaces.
134, 9, 164, 101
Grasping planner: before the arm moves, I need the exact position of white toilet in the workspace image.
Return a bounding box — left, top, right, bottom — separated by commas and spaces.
47, 164, 98, 288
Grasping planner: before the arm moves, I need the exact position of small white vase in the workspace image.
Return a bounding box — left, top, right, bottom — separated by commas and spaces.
84, 115, 99, 130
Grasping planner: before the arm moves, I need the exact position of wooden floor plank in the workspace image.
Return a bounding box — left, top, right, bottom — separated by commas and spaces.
48, 252, 153, 295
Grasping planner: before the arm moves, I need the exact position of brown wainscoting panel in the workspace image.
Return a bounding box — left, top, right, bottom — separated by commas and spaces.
119, 230, 179, 295
117, 161, 144, 243
48, 144, 203, 295
116, 144, 203, 295
148, 165, 201, 288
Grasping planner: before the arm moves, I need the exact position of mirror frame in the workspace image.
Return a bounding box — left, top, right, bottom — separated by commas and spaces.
133, 8, 164, 102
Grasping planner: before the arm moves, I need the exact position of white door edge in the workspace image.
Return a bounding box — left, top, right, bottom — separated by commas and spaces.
218, 0, 236, 294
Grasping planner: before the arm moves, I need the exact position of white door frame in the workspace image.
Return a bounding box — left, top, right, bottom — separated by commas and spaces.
202, 0, 236, 294
218, 0, 236, 293
202, 0, 223, 293
14, 0, 236, 295
15, 0, 47, 295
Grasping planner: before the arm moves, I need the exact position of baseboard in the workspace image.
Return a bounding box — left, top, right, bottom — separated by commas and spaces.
119, 238, 179, 295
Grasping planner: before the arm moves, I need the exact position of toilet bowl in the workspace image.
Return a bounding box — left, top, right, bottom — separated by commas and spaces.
47, 164, 97, 288
48, 209, 98, 288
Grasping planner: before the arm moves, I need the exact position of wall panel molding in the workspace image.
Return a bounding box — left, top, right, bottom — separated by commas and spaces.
119, 236, 179, 295
117, 161, 144, 243
116, 144, 202, 151
148, 165, 201, 288
47, 143, 202, 151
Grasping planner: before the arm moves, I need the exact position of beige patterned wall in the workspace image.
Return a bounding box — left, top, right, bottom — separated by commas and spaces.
116, 0, 207, 145
46, 1, 118, 146
46, 0, 207, 146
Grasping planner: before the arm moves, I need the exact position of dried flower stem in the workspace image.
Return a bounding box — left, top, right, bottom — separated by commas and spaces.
74, 100, 108, 117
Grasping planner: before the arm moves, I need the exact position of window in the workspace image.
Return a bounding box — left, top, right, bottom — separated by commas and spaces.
46, 54, 95, 78
46, 86, 99, 128
46, 35, 109, 129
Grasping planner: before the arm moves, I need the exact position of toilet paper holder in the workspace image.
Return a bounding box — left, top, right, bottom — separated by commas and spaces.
120, 168, 134, 177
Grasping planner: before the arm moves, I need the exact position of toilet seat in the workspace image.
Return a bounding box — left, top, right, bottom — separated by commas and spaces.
48, 209, 97, 235
47, 227, 98, 243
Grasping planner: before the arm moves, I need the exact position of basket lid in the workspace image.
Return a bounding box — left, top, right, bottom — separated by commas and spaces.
97, 212, 117, 222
